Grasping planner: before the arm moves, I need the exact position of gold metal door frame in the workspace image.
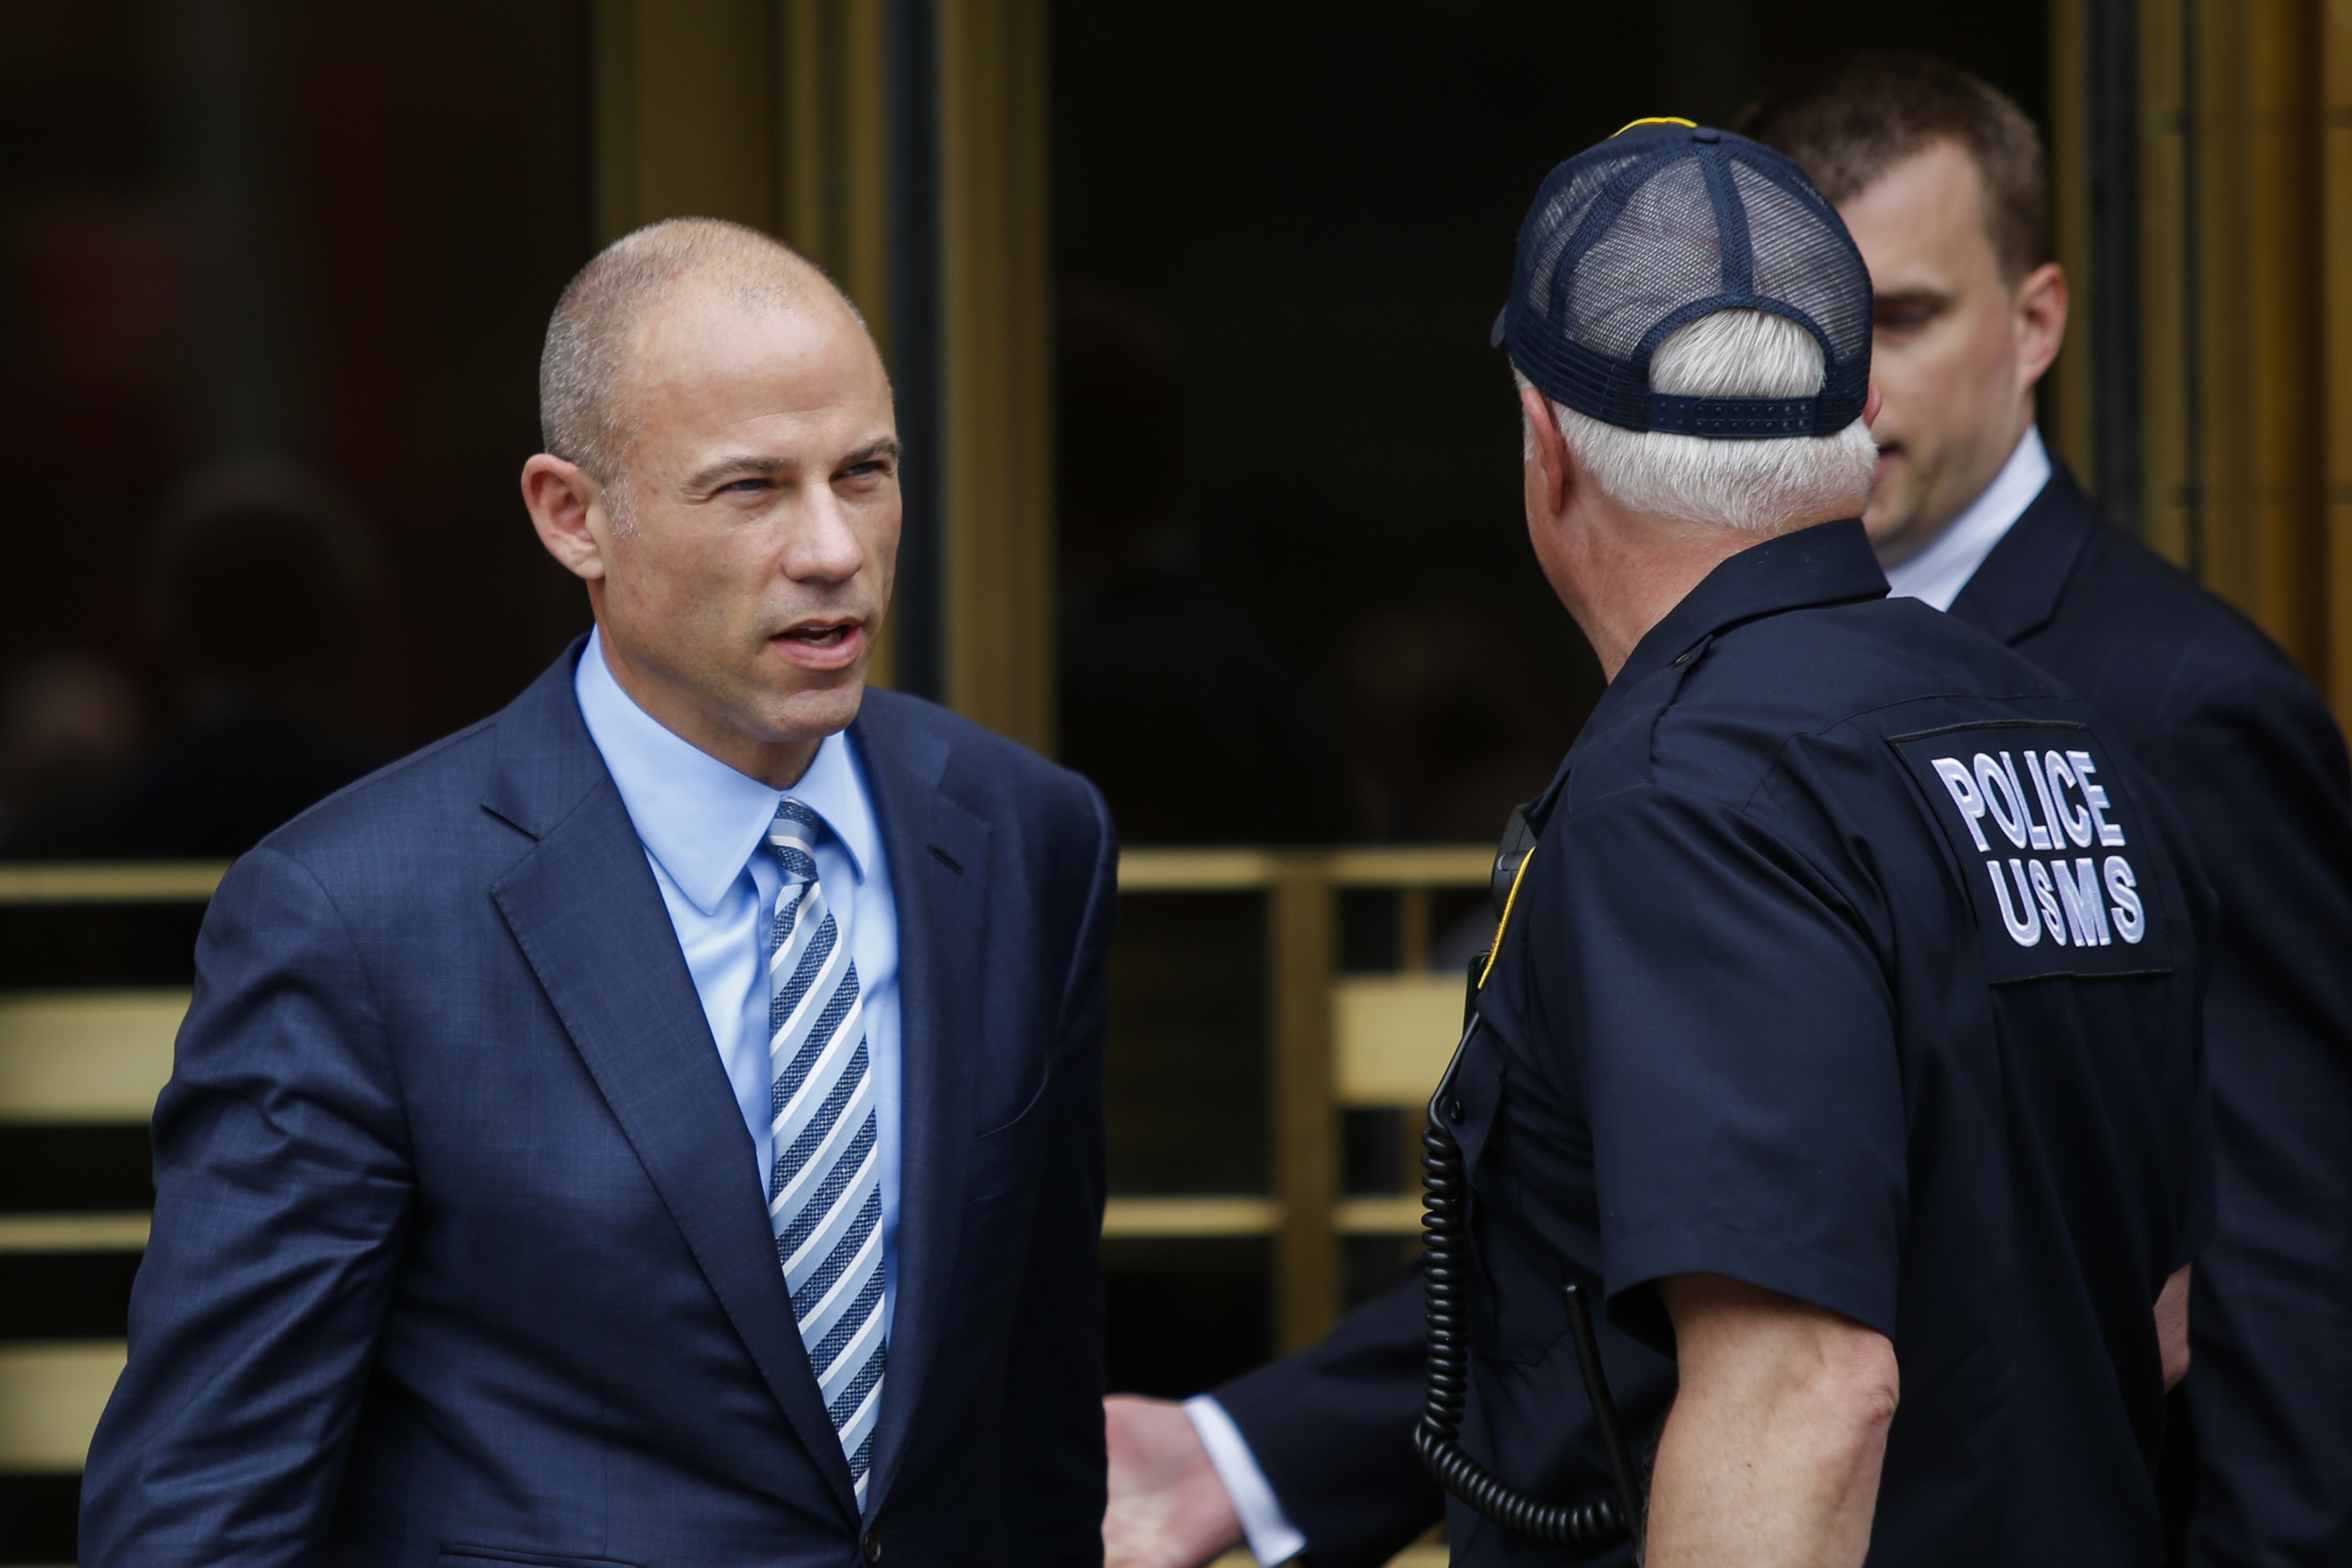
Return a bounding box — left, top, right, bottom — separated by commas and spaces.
589, 0, 1054, 752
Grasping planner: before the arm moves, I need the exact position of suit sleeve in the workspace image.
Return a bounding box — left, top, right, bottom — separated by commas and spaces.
78, 846, 414, 1567
1214, 1270, 1444, 1568
998, 781, 1118, 1565
2142, 659, 2352, 1565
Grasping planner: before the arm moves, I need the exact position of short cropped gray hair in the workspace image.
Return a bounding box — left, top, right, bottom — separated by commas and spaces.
538, 217, 845, 519
1519, 310, 1877, 534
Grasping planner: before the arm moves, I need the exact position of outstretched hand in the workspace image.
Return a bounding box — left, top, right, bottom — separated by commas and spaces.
1103, 1395, 1247, 1568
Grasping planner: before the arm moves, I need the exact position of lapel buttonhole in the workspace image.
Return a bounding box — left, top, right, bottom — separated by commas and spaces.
929, 844, 965, 876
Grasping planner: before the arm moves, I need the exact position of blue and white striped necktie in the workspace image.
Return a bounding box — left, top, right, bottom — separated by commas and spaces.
765, 798, 887, 1505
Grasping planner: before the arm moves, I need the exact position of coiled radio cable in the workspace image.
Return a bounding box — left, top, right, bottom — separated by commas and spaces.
1414, 826, 1644, 1553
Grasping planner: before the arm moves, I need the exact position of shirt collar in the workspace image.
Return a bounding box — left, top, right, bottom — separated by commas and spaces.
1943, 457, 2093, 644
1881, 426, 2051, 611
1564, 519, 1888, 778
1615, 517, 1890, 691
573, 628, 874, 916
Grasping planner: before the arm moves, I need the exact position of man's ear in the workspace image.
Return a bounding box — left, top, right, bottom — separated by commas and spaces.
521, 454, 611, 582
2013, 260, 2068, 392
1519, 383, 1572, 519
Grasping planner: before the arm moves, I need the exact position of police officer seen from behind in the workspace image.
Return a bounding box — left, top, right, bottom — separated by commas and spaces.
1291, 122, 2205, 1566
1103, 57, 2352, 1568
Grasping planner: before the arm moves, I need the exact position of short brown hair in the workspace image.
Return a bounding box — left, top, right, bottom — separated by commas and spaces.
1738, 52, 2050, 281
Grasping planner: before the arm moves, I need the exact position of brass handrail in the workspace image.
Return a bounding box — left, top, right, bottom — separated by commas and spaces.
1118, 844, 1490, 892
0, 863, 230, 904
0, 846, 1490, 903
0, 849, 1493, 1349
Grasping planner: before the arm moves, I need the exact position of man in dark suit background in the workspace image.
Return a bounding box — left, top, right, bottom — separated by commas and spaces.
1104, 56, 2352, 1568
83, 218, 1118, 1567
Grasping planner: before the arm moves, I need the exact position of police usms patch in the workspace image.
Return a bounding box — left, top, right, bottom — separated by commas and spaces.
1890, 721, 2171, 982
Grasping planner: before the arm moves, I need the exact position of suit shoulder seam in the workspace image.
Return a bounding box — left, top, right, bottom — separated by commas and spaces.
233, 844, 417, 1151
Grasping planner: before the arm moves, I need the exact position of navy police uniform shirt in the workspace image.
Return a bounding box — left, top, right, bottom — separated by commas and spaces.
1450, 520, 2215, 1567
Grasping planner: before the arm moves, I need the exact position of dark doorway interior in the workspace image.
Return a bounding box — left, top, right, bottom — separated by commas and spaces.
1051, 0, 2048, 853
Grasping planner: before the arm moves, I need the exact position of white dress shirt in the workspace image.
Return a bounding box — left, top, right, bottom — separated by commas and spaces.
1185, 1395, 1308, 1565
574, 629, 902, 1334
1881, 426, 2052, 611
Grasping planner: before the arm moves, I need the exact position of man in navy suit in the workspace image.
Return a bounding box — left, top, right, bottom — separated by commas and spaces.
1105, 56, 2352, 1568
83, 218, 1118, 1568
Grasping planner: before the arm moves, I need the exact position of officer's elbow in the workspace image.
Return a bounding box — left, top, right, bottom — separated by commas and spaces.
1779, 1327, 1900, 1540
1662, 1272, 1900, 1446
1820, 1330, 1902, 1446
1652, 1276, 1899, 1559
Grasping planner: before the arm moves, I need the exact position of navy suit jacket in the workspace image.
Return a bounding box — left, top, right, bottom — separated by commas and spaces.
1219, 467, 2352, 1568
81, 643, 1120, 1568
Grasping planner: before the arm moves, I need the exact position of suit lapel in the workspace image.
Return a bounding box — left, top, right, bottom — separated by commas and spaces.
483, 660, 860, 1523
853, 701, 993, 1512
1947, 462, 2098, 646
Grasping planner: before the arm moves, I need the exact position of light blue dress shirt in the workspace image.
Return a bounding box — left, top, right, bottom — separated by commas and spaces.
575, 629, 900, 1336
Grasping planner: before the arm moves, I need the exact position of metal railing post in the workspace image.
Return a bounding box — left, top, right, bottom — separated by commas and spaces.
1267, 853, 1338, 1351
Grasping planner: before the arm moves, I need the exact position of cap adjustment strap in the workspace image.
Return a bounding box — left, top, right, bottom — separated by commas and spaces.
1645, 394, 1821, 437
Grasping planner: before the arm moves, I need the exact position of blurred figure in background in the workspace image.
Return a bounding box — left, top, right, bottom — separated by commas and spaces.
0, 652, 148, 843
3, 458, 390, 860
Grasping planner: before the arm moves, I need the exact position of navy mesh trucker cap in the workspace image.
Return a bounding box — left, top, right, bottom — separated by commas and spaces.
1493, 119, 1873, 439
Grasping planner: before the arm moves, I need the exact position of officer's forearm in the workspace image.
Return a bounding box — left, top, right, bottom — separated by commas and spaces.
1645, 1274, 1899, 1568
